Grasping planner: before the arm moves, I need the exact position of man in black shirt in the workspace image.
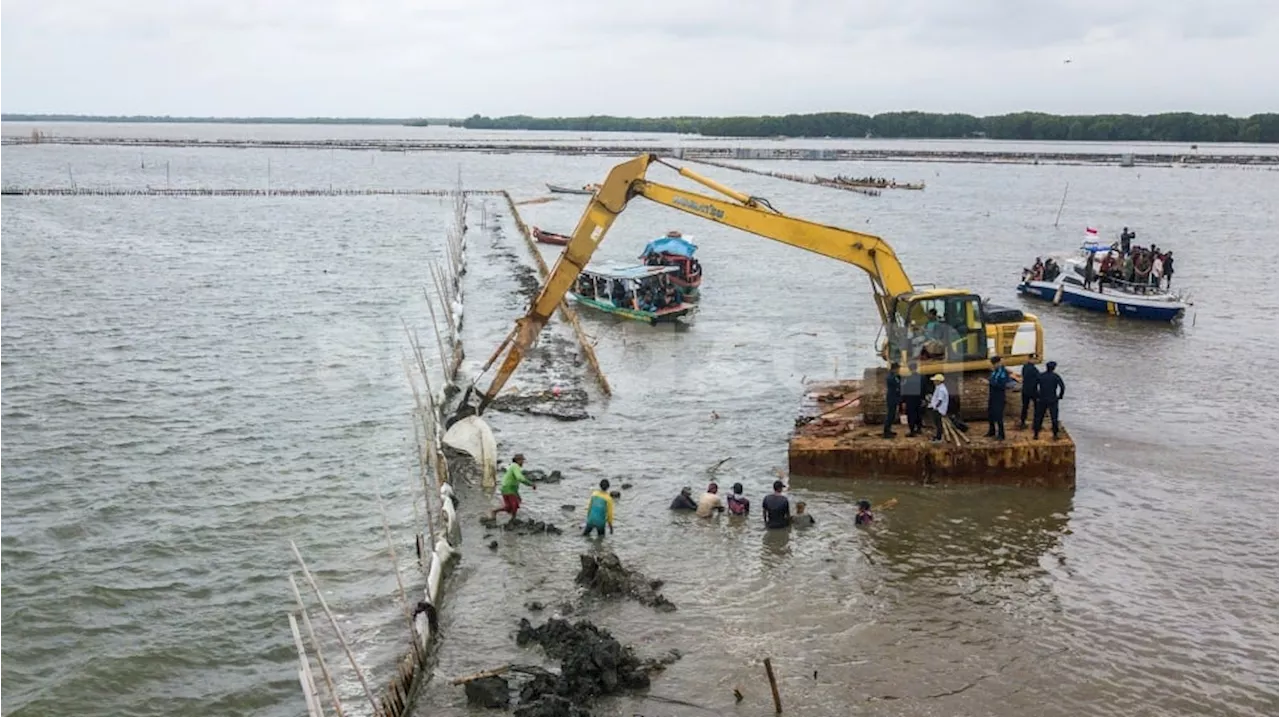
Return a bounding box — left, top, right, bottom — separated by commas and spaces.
901, 362, 925, 436
1033, 361, 1066, 439
762, 480, 791, 529
669, 486, 697, 511
1019, 358, 1041, 430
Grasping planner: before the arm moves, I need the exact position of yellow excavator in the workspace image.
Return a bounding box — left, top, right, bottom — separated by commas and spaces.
452, 154, 1044, 424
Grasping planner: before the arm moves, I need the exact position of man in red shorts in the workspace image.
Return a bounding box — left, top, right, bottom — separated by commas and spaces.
491, 453, 536, 520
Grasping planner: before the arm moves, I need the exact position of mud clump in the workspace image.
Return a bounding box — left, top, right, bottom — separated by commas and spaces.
576, 552, 677, 612
489, 388, 590, 421
523, 469, 564, 484
513, 618, 679, 715
464, 675, 510, 708
480, 516, 564, 536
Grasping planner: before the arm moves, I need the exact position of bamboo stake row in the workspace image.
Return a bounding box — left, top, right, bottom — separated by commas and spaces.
500, 190, 612, 396
286, 183, 472, 717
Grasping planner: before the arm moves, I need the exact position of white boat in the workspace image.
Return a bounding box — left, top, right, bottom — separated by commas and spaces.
1017, 242, 1190, 322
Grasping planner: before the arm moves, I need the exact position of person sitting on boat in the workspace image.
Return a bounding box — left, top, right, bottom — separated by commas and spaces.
669, 487, 698, 511
1042, 259, 1060, 282
663, 284, 678, 308
1032, 257, 1044, 281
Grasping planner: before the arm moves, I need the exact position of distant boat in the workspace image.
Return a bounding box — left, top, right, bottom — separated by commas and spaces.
546, 183, 599, 195
531, 226, 571, 246
1017, 242, 1189, 322
568, 265, 695, 325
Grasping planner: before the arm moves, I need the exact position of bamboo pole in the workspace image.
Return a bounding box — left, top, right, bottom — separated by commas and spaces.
288, 575, 346, 717
375, 483, 416, 644
763, 657, 783, 714
289, 613, 325, 717
289, 541, 382, 715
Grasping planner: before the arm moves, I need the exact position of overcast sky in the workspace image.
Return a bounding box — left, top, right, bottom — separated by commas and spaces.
2, 0, 1276, 117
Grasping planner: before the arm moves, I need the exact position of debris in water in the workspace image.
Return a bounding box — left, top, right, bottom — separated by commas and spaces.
512, 617, 681, 716
560, 504, 576, 511
620, 482, 633, 490
464, 675, 511, 708
525, 600, 545, 612
480, 516, 565, 535
576, 551, 677, 612
488, 540, 500, 551
523, 469, 564, 484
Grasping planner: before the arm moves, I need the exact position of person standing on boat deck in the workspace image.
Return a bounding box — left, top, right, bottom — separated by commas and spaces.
696, 482, 725, 517
491, 454, 536, 520
1123, 252, 1135, 284
1019, 358, 1041, 430
1120, 227, 1133, 254
901, 362, 925, 436
583, 479, 614, 538
1151, 253, 1164, 287
928, 374, 949, 442
985, 356, 1017, 440
1163, 252, 1174, 288
1083, 251, 1097, 289
883, 362, 902, 438
1033, 362, 1066, 440
762, 481, 791, 529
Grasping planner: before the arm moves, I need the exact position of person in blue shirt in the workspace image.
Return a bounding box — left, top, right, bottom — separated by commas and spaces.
985, 356, 1018, 440
883, 362, 902, 439
583, 479, 615, 538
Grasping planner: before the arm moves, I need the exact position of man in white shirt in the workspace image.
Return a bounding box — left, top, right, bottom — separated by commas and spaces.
696, 482, 726, 517
928, 374, 949, 443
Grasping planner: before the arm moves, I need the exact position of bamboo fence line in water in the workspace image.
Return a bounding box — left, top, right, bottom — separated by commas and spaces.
501, 191, 612, 397
0, 187, 505, 197
285, 186, 470, 717
682, 157, 884, 196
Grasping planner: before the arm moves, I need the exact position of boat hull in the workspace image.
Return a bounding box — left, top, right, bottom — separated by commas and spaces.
1017, 280, 1186, 322
546, 184, 595, 195
568, 293, 692, 324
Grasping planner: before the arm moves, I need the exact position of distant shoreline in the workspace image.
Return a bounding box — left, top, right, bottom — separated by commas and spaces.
3, 111, 1277, 143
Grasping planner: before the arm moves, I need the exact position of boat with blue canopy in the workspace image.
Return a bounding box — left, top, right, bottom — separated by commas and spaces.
1017, 240, 1190, 322
640, 231, 703, 298
568, 264, 695, 324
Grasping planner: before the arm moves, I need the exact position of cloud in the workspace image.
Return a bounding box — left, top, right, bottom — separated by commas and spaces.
2, 0, 1275, 116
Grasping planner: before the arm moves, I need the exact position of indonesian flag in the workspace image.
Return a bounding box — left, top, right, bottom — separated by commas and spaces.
1085, 227, 1099, 238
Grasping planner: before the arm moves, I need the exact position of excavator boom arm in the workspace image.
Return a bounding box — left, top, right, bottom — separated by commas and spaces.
468, 154, 913, 415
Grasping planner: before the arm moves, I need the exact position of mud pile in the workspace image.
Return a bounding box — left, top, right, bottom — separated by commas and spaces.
513, 618, 679, 716
489, 385, 590, 421
576, 552, 677, 612
480, 515, 564, 536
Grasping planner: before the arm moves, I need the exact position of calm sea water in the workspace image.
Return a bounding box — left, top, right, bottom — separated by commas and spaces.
2, 126, 1277, 717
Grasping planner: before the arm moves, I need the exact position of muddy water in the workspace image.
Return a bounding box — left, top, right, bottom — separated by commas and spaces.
1, 136, 1276, 717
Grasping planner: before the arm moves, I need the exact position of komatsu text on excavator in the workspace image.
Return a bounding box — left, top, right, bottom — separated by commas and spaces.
452, 154, 1044, 422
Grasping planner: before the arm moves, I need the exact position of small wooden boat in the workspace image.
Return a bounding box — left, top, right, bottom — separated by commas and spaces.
546, 183, 599, 195
639, 232, 702, 299
832, 176, 926, 191
568, 265, 695, 325
531, 226, 571, 246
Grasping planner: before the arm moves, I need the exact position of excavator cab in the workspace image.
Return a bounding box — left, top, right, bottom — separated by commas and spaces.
884, 290, 988, 369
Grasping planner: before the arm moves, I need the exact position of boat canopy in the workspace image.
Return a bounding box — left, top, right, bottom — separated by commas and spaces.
641, 236, 697, 258
583, 264, 680, 281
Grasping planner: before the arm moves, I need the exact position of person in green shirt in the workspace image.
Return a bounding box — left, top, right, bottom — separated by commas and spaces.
490, 453, 536, 520
583, 479, 615, 538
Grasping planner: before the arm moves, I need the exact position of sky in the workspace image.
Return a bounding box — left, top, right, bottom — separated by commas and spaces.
2, 0, 1277, 117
